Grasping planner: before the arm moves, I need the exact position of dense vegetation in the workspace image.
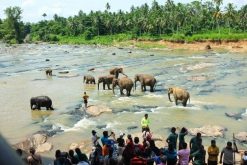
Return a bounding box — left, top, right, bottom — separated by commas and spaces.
0, 0, 247, 44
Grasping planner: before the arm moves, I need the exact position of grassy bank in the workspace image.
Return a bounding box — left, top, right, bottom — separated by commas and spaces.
54, 31, 247, 48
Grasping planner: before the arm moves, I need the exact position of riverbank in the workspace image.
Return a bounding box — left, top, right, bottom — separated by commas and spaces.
55, 33, 247, 53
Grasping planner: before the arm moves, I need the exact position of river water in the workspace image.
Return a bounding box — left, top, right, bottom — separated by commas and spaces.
0, 43, 246, 157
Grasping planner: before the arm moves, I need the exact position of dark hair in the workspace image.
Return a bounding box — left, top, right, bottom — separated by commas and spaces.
180, 127, 187, 133
227, 141, 232, 147
145, 114, 148, 117
196, 133, 201, 137
68, 150, 74, 157
134, 137, 139, 144
55, 149, 61, 158
171, 127, 176, 133
149, 140, 155, 147
211, 140, 216, 144
75, 148, 81, 154
103, 131, 108, 137
16, 149, 22, 156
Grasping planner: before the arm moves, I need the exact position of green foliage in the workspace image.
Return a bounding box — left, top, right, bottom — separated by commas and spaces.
1, 2, 247, 45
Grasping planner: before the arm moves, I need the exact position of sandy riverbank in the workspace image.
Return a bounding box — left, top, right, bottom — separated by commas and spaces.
118, 40, 247, 53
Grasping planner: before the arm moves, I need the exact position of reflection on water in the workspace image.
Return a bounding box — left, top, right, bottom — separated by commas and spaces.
0, 43, 247, 154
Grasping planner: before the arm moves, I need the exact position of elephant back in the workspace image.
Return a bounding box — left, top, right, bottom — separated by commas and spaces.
119, 77, 134, 86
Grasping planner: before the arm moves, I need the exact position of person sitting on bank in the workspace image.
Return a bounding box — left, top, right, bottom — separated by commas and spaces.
141, 114, 150, 132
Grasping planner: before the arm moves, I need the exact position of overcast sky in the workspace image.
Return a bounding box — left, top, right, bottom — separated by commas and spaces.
0, 0, 246, 23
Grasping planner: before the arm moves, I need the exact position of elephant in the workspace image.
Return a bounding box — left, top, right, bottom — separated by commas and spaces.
168, 87, 190, 107
134, 74, 156, 92
83, 75, 96, 84
98, 75, 115, 90
30, 96, 54, 110
112, 77, 134, 96
45, 69, 52, 76
109, 67, 127, 78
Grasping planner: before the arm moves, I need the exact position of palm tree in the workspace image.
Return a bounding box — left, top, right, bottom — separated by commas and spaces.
212, 0, 223, 34
225, 3, 235, 33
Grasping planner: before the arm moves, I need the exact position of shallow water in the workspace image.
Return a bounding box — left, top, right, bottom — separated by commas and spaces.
0, 43, 246, 157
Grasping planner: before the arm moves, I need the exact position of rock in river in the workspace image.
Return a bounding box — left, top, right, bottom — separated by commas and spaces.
13, 134, 52, 153
235, 132, 247, 143
188, 125, 226, 137
86, 105, 112, 116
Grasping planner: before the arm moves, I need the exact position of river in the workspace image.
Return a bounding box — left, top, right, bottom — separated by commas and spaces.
0, 43, 246, 159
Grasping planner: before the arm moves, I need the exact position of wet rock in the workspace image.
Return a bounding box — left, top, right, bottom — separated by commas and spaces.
96, 125, 107, 129
13, 134, 52, 153
88, 68, 95, 71
235, 132, 247, 143
225, 112, 243, 120
45, 59, 50, 61
188, 125, 226, 137
133, 105, 158, 110
86, 105, 112, 116
57, 74, 79, 78
36, 142, 52, 153
59, 71, 69, 74
118, 47, 124, 49
128, 51, 132, 53
32, 78, 47, 81
205, 45, 211, 50
64, 51, 69, 53
74, 45, 79, 48
112, 53, 116, 55
150, 54, 154, 56
127, 126, 138, 130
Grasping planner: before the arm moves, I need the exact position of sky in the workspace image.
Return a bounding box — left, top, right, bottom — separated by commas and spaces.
0, 0, 246, 23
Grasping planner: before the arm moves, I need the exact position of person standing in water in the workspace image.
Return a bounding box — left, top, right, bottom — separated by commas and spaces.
141, 114, 150, 132
83, 92, 89, 110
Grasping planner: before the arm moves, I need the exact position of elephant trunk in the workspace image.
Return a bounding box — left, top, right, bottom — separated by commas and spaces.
122, 72, 128, 77
134, 80, 137, 90
168, 93, 173, 102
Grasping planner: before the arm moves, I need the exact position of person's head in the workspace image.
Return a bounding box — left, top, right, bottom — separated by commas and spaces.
16, 148, 22, 156
55, 149, 61, 158
181, 127, 187, 133
103, 131, 108, 137
211, 140, 216, 147
134, 137, 139, 144
144, 114, 148, 119
84, 92, 86, 95
29, 147, 36, 155
182, 142, 187, 149
68, 149, 74, 157
75, 148, 82, 154
227, 141, 232, 148
92, 130, 97, 135
171, 127, 176, 133
118, 138, 125, 147
244, 151, 247, 155
196, 132, 201, 138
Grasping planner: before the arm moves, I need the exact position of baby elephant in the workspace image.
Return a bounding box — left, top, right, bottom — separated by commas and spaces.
45, 69, 52, 76
84, 75, 96, 84
168, 87, 190, 107
30, 96, 54, 110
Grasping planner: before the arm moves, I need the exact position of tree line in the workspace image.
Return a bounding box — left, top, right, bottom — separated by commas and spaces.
0, 0, 247, 44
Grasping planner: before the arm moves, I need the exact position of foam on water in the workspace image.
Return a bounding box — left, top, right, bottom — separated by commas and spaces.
55, 117, 97, 132
142, 93, 164, 98
241, 109, 247, 116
